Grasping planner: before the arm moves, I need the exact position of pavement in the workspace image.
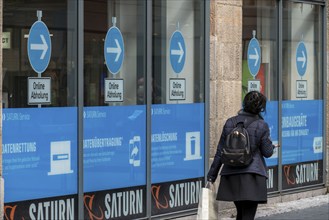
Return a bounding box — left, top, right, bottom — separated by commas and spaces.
256, 203, 329, 219
173, 194, 329, 220
255, 194, 329, 220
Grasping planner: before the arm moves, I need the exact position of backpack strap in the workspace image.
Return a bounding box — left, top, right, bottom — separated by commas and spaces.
232, 116, 238, 127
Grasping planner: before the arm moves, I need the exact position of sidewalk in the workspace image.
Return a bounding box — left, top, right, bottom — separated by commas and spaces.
256, 203, 329, 219
173, 194, 329, 220
255, 194, 329, 220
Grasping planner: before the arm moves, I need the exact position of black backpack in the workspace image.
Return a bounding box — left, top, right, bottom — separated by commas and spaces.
220, 115, 259, 167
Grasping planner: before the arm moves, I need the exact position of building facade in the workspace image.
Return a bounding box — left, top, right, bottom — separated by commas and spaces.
0, 0, 328, 219
210, 0, 329, 215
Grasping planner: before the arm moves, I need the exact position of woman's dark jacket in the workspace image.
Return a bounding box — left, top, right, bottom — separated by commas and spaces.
207, 111, 274, 183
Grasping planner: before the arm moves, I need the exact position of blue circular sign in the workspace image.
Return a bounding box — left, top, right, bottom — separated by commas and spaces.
169, 30, 186, 74
247, 38, 261, 77
296, 41, 307, 77
27, 21, 51, 74
104, 26, 124, 74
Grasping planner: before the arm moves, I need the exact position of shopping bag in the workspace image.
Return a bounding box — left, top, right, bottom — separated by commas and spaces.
196, 182, 218, 220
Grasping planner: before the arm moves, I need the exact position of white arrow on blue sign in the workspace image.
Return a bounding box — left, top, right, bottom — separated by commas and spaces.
170, 30, 186, 74
27, 20, 51, 74
247, 37, 261, 77
296, 41, 307, 77
104, 26, 124, 74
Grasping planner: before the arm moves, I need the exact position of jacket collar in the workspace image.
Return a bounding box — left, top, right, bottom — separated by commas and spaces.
238, 110, 264, 120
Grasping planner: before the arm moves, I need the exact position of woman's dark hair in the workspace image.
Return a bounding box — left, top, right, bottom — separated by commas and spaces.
243, 91, 267, 115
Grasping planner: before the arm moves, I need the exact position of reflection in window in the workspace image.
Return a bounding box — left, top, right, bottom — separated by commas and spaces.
152, 0, 205, 104
282, 2, 323, 100
242, 0, 278, 101
3, 0, 77, 108
84, 0, 146, 106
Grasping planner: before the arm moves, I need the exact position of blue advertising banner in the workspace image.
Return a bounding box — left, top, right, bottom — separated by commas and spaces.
83, 105, 146, 192
282, 100, 323, 165
263, 101, 279, 166
151, 103, 205, 184
2, 107, 78, 202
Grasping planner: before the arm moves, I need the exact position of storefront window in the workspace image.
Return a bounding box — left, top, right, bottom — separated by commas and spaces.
282, 2, 323, 190
83, 1, 147, 219
151, 0, 205, 216
2, 0, 208, 219
242, 0, 279, 192
2, 0, 79, 218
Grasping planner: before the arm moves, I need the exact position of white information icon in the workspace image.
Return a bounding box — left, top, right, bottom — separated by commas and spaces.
184, 132, 202, 161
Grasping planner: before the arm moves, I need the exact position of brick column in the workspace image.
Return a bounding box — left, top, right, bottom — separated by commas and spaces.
209, 0, 243, 161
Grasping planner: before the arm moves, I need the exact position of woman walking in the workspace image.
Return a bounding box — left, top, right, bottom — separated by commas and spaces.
207, 91, 279, 220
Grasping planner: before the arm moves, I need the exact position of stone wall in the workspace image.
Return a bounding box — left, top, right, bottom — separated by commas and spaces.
209, 0, 242, 164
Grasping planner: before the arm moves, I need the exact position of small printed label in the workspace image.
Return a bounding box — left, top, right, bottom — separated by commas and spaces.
28, 77, 51, 105
313, 137, 322, 153
248, 80, 260, 92
169, 79, 185, 100
2, 32, 11, 49
296, 80, 307, 98
105, 79, 124, 102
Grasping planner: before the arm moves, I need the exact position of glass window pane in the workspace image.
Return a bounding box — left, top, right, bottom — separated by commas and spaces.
83, 1, 147, 219
282, 2, 323, 101
84, 0, 146, 106
2, 1, 78, 216
3, 2, 76, 107
242, 0, 278, 100
151, 0, 205, 216
152, 0, 204, 104
281, 2, 324, 190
